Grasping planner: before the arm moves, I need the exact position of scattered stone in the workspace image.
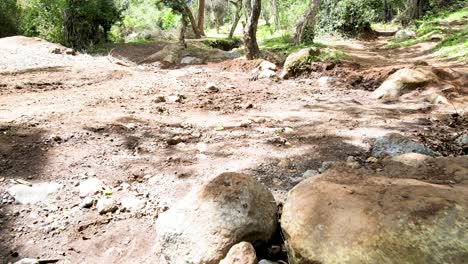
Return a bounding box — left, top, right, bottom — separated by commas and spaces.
181, 56, 204, 65
205, 83, 220, 93
152, 96, 166, 103
259, 61, 277, 71
455, 134, 468, 145
394, 29, 416, 41
371, 68, 435, 100
319, 161, 335, 173
303, 170, 318, 178
316, 76, 337, 87
367, 157, 378, 163
167, 94, 185, 103
257, 69, 278, 79
371, 133, 438, 157
156, 173, 277, 264
219, 242, 257, 264
80, 197, 95, 209
97, 198, 118, 214
79, 178, 103, 198
166, 136, 183, 145
121, 196, 146, 212
7, 182, 62, 205
282, 167, 468, 264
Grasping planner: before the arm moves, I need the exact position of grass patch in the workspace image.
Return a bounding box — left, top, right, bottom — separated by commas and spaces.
434, 29, 468, 61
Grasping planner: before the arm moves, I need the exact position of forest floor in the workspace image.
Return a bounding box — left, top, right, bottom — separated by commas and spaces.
0, 32, 467, 263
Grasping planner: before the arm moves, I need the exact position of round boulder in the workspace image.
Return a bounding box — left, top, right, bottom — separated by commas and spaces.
281, 167, 468, 264
156, 172, 277, 264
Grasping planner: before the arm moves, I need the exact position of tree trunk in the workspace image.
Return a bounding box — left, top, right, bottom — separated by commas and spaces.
197, 0, 206, 36
183, 4, 202, 39
293, 0, 321, 44
272, 0, 279, 31
180, 14, 188, 47
229, 0, 243, 39
244, 0, 261, 60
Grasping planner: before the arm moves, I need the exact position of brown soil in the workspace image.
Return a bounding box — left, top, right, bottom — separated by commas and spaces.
0, 35, 467, 263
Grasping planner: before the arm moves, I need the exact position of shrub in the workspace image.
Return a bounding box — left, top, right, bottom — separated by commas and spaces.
0, 0, 21, 37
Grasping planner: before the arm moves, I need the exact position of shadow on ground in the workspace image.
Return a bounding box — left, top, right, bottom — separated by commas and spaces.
0, 123, 48, 263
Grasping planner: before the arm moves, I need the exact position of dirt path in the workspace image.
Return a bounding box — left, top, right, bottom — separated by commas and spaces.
0, 36, 466, 263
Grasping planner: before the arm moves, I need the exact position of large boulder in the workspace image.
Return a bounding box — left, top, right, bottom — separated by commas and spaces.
371, 133, 439, 157
156, 173, 277, 264
281, 47, 320, 79
371, 68, 435, 100
281, 166, 468, 264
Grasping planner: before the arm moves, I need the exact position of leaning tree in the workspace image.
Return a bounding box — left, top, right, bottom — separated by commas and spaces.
160, 0, 202, 44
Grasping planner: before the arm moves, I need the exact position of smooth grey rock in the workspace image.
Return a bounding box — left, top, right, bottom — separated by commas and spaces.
258, 260, 278, 264
7, 182, 62, 205
97, 198, 118, 214
316, 76, 337, 87
121, 196, 146, 212
456, 134, 468, 145
259, 61, 277, 71
156, 172, 277, 264
394, 29, 416, 41
371, 133, 438, 157
181, 56, 203, 65
79, 178, 103, 197
80, 197, 95, 208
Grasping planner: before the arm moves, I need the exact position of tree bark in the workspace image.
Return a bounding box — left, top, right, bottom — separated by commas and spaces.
272, 0, 279, 31
293, 0, 321, 44
180, 14, 188, 47
244, 0, 261, 60
197, 0, 206, 36
229, 0, 243, 39
183, 4, 202, 39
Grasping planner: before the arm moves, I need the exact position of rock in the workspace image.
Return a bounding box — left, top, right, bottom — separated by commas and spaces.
455, 134, 468, 145
7, 182, 62, 205
167, 94, 185, 103
259, 61, 277, 71
141, 43, 184, 65
281, 47, 320, 79
302, 169, 318, 178
152, 96, 166, 103
219, 242, 257, 264
371, 133, 438, 157
156, 172, 277, 264
394, 29, 416, 41
318, 161, 335, 173
97, 198, 118, 214
13, 258, 39, 264
316, 76, 337, 87
181, 56, 204, 65
80, 197, 95, 208
205, 83, 220, 93
257, 69, 278, 79
258, 260, 277, 264
121, 196, 146, 212
371, 68, 435, 100
281, 167, 468, 264
79, 178, 103, 197
425, 93, 449, 105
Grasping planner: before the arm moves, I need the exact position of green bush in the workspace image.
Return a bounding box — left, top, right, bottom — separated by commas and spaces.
21, 0, 66, 43
317, 0, 379, 36
0, 0, 21, 37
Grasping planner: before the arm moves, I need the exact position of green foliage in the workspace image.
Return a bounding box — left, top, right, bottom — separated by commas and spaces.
19, 0, 120, 48
0, 0, 21, 37
201, 37, 242, 51
20, 0, 67, 43
110, 0, 180, 42
434, 28, 468, 61
317, 0, 378, 37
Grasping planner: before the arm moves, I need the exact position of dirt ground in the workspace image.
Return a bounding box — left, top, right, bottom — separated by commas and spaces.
0, 34, 467, 263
